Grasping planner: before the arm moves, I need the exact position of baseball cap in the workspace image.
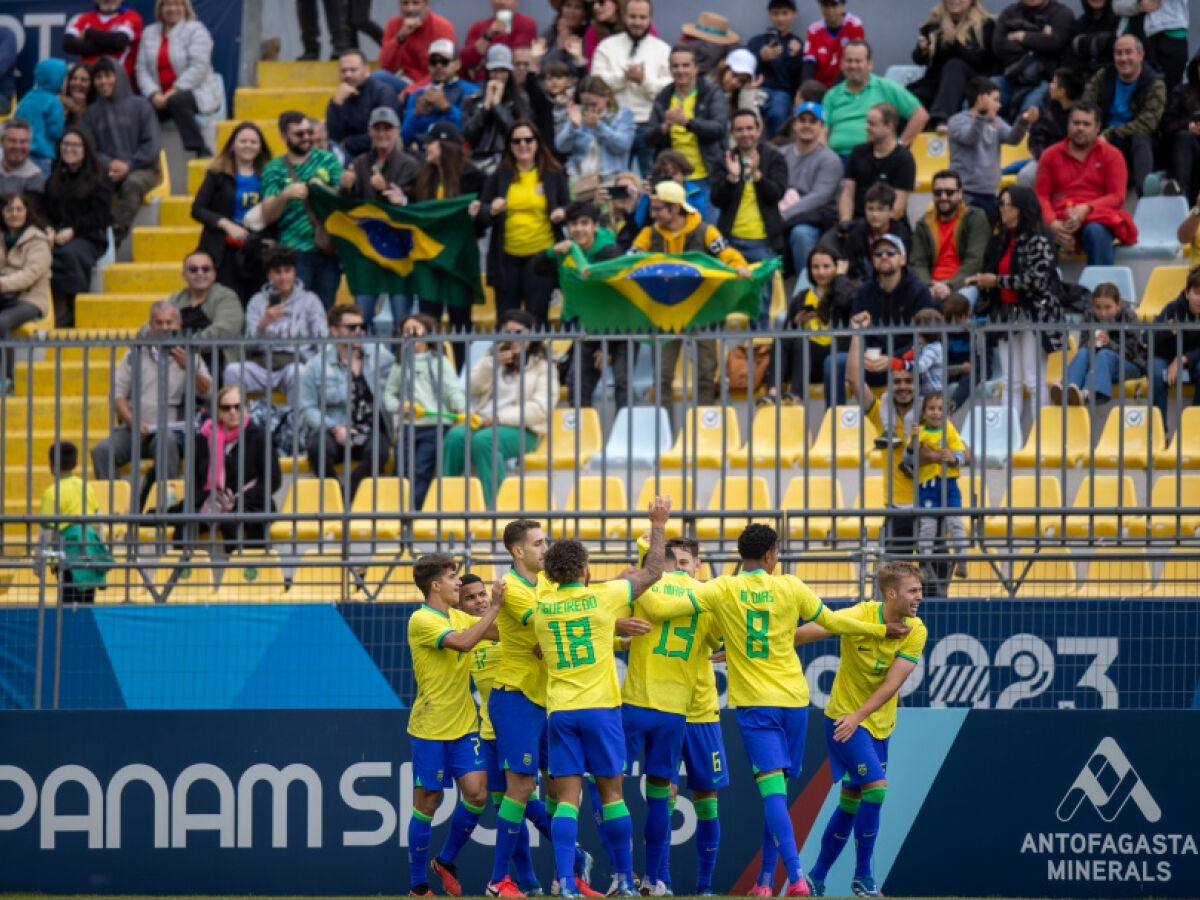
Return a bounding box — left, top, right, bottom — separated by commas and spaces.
726, 49, 757, 78
486, 44, 514, 71
872, 233, 906, 255
420, 121, 464, 145
369, 107, 400, 128
794, 100, 825, 123
428, 38, 457, 60
652, 180, 695, 214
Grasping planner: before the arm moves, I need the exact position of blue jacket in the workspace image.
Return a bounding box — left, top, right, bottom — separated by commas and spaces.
401, 79, 478, 148
555, 106, 635, 179
299, 343, 395, 436
15, 58, 67, 160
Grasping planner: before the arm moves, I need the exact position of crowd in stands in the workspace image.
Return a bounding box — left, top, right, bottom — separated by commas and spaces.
1, 0, 1200, 554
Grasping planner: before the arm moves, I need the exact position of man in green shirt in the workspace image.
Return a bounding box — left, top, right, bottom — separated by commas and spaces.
823, 41, 929, 157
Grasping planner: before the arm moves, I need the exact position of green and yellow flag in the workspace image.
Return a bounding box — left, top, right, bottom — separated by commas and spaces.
307, 185, 482, 307
559, 247, 780, 333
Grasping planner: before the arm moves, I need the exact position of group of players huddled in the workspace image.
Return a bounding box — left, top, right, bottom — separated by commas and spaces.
405, 497, 927, 899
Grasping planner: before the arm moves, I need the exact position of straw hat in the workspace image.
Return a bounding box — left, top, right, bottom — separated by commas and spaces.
681, 12, 740, 45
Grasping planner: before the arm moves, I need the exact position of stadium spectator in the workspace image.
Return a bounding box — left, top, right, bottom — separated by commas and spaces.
344, 0, 385, 52
92, 301, 213, 480
224, 247, 328, 405
474, 120, 568, 326
910, 170, 990, 302
633, 181, 751, 422
556, 76, 635, 181
591, 0, 672, 177
897, 307, 948, 399
600, 171, 647, 251
82, 59, 162, 250
0, 121, 48, 199
825, 182, 912, 283
747, 0, 806, 139
379, 0, 457, 86
192, 122, 273, 304
801, 0, 866, 88
947, 77, 1037, 219
539, 61, 576, 156
14, 60, 67, 175
1162, 51, 1200, 199
910, 391, 970, 572
967, 184, 1064, 416
461, 46, 532, 169
583, 0, 622, 66
991, 0, 1073, 115
160, 251, 244, 341
299, 302, 394, 501
823, 41, 929, 158
1019, 67, 1084, 186
1149, 265, 1200, 422
1034, 100, 1136, 266
1179, 192, 1200, 257
540, 0, 590, 79
296, 0, 347, 61
709, 49, 762, 120
309, 116, 348, 167
778, 100, 842, 281
383, 312, 465, 510
626, 150, 708, 231
1054, 281, 1146, 405
908, 0, 996, 129
1082, 34, 1165, 197
645, 44, 730, 216
443, 309, 556, 505
60, 63, 97, 128
400, 40, 478, 148
63, 0, 144, 87
712, 109, 789, 325
0, 193, 52, 387
135, 0, 221, 158
462, 0, 538, 84
45, 127, 112, 330
1064, 0, 1119, 79
0, 25, 14, 115
326, 50, 401, 159
679, 11, 741, 76
1112, 0, 1189, 91
40, 441, 106, 604
839, 102, 916, 223
260, 110, 345, 310
940, 291, 977, 410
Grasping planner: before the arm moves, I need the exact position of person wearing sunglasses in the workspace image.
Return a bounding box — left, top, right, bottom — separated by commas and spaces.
401, 39, 478, 148
156, 250, 245, 342
909, 169, 990, 303
378, 0, 457, 87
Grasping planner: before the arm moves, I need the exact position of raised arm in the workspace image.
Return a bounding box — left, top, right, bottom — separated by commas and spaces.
441, 580, 505, 650
624, 495, 671, 599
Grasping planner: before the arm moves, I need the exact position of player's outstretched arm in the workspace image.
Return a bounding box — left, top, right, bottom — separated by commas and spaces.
625, 495, 671, 600
831, 658, 918, 742
442, 580, 504, 651
812, 602, 909, 640
794, 623, 833, 645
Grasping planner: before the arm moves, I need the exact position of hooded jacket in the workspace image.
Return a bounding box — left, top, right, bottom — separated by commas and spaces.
81, 65, 162, 172
0, 226, 53, 317
849, 267, 937, 357
1153, 293, 1200, 363
1084, 63, 1166, 140
14, 59, 66, 160
1163, 50, 1200, 138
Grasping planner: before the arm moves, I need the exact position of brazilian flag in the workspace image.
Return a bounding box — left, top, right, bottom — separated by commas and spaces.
560, 246, 780, 333
307, 184, 482, 307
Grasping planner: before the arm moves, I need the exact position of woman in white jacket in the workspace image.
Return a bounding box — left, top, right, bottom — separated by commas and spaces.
136, 0, 221, 156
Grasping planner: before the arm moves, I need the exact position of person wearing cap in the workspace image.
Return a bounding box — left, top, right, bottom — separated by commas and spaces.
748, 0, 806, 138
823, 40, 930, 158
462, 45, 534, 168
632, 180, 751, 422
591, 0, 673, 177
326, 49, 403, 159
646, 44, 730, 217
801, 0, 866, 88
711, 108, 789, 326
462, 0, 538, 85
379, 0, 458, 87
679, 12, 740, 77
709, 48, 763, 117
839, 101, 916, 224
401, 39, 479, 148
779, 100, 843, 282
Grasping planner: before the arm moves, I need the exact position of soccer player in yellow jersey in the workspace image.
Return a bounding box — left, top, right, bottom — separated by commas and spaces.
798, 561, 927, 899
531, 496, 672, 898
406, 554, 503, 898
640, 524, 910, 897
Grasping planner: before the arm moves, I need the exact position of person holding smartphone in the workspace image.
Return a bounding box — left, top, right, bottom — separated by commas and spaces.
747, 0, 806, 139
461, 0, 538, 84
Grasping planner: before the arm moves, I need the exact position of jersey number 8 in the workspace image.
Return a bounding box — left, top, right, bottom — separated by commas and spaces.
746, 609, 770, 659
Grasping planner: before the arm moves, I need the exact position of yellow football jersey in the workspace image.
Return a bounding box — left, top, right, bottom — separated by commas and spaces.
407, 604, 481, 740
493, 568, 550, 706
915, 422, 967, 484
470, 640, 504, 741
825, 601, 927, 739
624, 570, 705, 716
685, 618, 723, 724
531, 578, 633, 712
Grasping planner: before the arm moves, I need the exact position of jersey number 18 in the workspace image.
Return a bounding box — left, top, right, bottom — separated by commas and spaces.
549, 618, 596, 669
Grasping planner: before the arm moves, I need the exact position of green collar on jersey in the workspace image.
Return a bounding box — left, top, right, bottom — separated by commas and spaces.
421, 603, 449, 619
508, 566, 536, 588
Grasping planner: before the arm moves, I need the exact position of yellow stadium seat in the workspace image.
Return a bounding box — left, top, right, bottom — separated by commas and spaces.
792, 558, 859, 599
559, 476, 628, 540
948, 551, 1011, 598
984, 475, 1064, 538
1093, 406, 1164, 469
0, 564, 56, 604
782, 477, 842, 540
331, 476, 409, 541
1076, 550, 1152, 598
1063, 474, 1142, 538
474, 476, 552, 540
75, 293, 158, 330
287, 551, 352, 602
145, 149, 170, 202
235, 87, 330, 119
1154, 407, 1200, 468
187, 158, 208, 194
1137, 266, 1188, 321
1012, 555, 1078, 597
131, 226, 202, 263
134, 479, 186, 543
1144, 474, 1200, 539
809, 405, 877, 469
212, 552, 288, 602
13, 358, 112, 395
524, 408, 602, 470
659, 406, 744, 468
268, 478, 344, 542
998, 136, 1030, 189
835, 475, 887, 540
1011, 406, 1091, 468
143, 552, 215, 603
1042, 335, 1078, 387
411, 476, 486, 541
911, 132, 950, 192
159, 196, 196, 226
695, 476, 771, 539
214, 118, 287, 156
628, 475, 694, 539
103, 262, 183, 295
258, 59, 344, 87
729, 405, 807, 468
363, 556, 423, 602
1149, 551, 1200, 598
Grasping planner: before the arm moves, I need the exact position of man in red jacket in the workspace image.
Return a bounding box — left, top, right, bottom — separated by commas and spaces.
461, 0, 537, 84
62, 0, 143, 88
1034, 100, 1137, 266
379, 0, 457, 87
